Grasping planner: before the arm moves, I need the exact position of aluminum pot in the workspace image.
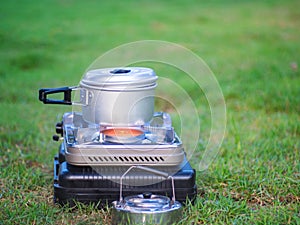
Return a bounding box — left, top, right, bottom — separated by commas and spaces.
111, 194, 182, 225
39, 67, 157, 126
111, 166, 182, 225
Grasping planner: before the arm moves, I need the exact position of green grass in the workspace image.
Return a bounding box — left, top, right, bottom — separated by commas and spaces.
1, 0, 299, 224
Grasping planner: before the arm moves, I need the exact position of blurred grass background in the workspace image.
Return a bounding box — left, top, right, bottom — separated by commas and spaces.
0, 0, 299, 224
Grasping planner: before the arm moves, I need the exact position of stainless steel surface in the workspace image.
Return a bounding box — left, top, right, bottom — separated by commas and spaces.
79, 67, 157, 125
111, 166, 182, 225
64, 139, 185, 166
63, 112, 184, 166
111, 200, 182, 225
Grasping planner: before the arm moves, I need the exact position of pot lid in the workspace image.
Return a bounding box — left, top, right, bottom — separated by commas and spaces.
114, 193, 181, 213
80, 67, 158, 91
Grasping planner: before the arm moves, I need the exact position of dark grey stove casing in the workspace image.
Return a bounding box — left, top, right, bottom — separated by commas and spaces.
54, 143, 197, 207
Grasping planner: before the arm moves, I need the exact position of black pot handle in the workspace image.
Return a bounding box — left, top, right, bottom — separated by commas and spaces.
39, 86, 73, 105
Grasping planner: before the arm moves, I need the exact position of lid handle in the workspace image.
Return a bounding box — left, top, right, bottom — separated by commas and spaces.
119, 165, 176, 203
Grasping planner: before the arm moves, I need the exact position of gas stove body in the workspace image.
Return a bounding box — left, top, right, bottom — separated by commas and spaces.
39, 67, 197, 207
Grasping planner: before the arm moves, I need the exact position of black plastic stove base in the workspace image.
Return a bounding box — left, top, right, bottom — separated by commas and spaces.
54, 144, 197, 207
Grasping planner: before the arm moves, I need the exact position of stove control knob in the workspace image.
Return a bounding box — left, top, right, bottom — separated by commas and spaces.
55, 122, 63, 136
53, 135, 60, 141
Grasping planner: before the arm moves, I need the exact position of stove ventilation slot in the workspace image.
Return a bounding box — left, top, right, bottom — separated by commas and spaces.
87, 156, 165, 163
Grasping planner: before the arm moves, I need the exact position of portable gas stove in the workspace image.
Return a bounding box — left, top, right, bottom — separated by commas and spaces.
39, 67, 197, 207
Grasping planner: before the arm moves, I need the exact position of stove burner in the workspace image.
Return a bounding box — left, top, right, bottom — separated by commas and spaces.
102, 128, 145, 144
